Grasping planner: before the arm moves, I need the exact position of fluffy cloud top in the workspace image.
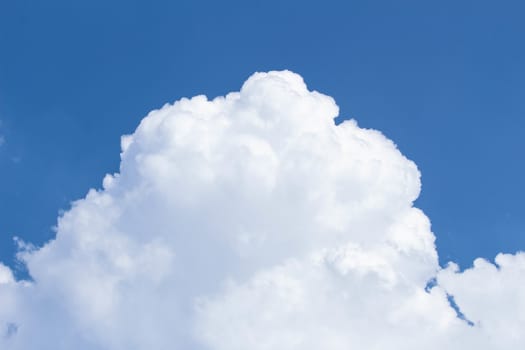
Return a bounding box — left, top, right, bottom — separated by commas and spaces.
0, 71, 523, 349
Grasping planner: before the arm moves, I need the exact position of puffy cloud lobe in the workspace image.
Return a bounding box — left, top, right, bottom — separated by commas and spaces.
0, 71, 523, 349
438, 253, 525, 348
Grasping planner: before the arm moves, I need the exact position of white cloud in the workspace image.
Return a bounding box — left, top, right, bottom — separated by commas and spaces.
0, 71, 523, 349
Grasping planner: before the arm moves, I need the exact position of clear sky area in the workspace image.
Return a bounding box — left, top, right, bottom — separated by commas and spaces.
1, 0, 524, 275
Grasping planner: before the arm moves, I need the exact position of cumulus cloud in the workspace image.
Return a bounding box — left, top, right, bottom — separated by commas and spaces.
0, 71, 523, 349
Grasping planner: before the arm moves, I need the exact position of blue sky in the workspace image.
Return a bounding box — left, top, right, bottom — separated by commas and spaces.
0, 0, 524, 275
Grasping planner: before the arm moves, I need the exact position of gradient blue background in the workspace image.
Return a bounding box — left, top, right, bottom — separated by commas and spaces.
1, 0, 524, 277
